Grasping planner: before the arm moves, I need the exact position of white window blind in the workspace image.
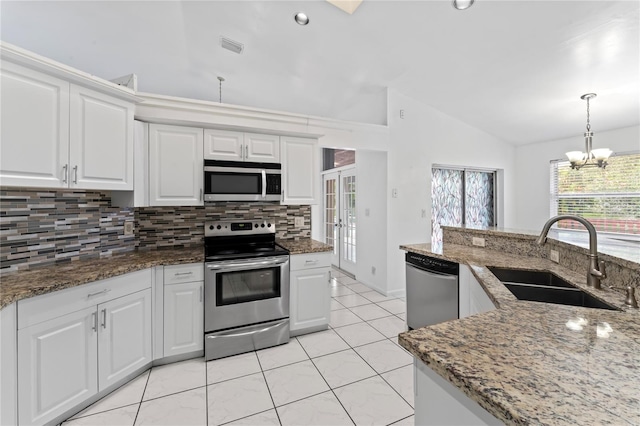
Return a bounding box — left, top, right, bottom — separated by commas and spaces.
550, 152, 640, 236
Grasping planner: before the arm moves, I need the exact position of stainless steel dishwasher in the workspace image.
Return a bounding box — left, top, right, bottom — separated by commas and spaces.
405, 252, 459, 330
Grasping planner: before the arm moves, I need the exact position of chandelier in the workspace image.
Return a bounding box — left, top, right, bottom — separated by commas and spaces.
565, 93, 612, 170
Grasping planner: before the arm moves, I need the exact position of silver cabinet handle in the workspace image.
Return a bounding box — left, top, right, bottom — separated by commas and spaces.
73, 165, 78, 184
87, 289, 111, 298
328, 270, 332, 283
245, 145, 248, 159
199, 286, 203, 303
62, 164, 68, 184
261, 170, 267, 198
200, 188, 203, 201
92, 312, 97, 332
174, 271, 193, 276
101, 309, 107, 329
305, 259, 319, 264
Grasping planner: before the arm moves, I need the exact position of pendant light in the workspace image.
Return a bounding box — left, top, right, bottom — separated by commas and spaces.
566, 93, 612, 170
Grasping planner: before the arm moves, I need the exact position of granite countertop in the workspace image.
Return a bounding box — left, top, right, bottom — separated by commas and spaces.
277, 238, 333, 255
398, 243, 640, 425
0, 239, 332, 309
0, 246, 204, 309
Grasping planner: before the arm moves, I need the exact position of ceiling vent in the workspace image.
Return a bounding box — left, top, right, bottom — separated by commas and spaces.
220, 36, 244, 54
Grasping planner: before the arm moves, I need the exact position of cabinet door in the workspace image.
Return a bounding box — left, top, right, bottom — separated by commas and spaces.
0, 61, 70, 188
164, 281, 204, 357
244, 133, 280, 163
203, 129, 244, 161
18, 307, 97, 426
290, 268, 330, 334
69, 85, 134, 190
281, 136, 319, 205
98, 289, 152, 390
149, 124, 204, 206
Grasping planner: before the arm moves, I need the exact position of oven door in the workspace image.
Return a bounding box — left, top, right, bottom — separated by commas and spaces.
205, 255, 290, 332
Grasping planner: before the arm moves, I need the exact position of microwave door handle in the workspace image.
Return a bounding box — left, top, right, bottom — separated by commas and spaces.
261, 170, 267, 198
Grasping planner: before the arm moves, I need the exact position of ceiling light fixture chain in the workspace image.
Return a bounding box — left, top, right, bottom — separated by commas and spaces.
565, 93, 612, 170
217, 76, 225, 103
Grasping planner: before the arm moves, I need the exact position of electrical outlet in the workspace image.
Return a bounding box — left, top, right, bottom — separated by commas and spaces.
371, 266, 376, 275
294, 217, 305, 227
550, 250, 560, 263
124, 222, 134, 235
472, 237, 485, 247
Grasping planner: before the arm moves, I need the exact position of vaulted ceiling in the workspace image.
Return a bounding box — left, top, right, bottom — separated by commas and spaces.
1, 1, 638, 145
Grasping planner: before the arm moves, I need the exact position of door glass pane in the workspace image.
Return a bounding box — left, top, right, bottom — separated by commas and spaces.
431, 168, 463, 252
216, 267, 280, 306
465, 171, 494, 227
342, 175, 356, 263
324, 178, 338, 256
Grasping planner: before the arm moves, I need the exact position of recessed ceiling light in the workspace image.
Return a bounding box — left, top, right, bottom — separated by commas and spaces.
452, 0, 474, 10
294, 12, 309, 25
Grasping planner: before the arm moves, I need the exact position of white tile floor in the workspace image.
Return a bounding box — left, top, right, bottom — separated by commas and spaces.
63, 268, 414, 426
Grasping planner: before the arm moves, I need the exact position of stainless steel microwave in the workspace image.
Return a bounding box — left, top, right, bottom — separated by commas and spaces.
204, 160, 282, 202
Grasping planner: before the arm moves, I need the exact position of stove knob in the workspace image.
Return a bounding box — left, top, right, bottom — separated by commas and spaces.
209, 225, 214, 230
254, 224, 259, 228
216, 225, 221, 230
267, 223, 271, 228
261, 223, 265, 228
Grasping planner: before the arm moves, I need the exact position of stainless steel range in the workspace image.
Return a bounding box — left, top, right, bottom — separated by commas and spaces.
204, 220, 290, 361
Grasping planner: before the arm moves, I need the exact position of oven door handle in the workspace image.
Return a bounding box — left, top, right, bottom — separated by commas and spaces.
261, 170, 266, 198
207, 257, 288, 270
206, 320, 286, 339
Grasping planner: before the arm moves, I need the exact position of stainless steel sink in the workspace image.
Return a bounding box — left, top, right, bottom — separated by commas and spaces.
487, 267, 619, 311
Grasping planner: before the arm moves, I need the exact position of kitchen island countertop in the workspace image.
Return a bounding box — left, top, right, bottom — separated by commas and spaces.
277, 238, 332, 255
399, 242, 640, 425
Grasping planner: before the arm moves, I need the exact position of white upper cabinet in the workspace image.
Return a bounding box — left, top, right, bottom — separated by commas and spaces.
149, 123, 204, 206
69, 85, 134, 190
0, 61, 70, 188
281, 136, 319, 205
204, 129, 244, 161
0, 59, 134, 190
244, 133, 280, 163
204, 129, 279, 163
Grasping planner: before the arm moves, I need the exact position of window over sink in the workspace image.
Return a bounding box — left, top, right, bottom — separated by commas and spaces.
550, 151, 640, 245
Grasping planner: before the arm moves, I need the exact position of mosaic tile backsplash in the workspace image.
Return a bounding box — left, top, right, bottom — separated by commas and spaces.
1, 188, 135, 273
136, 203, 311, 249
1, 188, 311, 272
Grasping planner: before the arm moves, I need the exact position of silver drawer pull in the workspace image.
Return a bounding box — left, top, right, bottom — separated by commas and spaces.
305, 260, 319, 264
87, 289, 111, 298
174, 272, 194, 276
101, 309, 107, 329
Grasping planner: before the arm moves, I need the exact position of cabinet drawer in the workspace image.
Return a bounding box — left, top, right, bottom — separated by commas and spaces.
164, 263, 204, 285
17, 268, 152, 330
290, 252, 331, 271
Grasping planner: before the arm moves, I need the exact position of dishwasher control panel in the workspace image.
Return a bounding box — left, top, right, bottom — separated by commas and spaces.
405, 253, 459, 275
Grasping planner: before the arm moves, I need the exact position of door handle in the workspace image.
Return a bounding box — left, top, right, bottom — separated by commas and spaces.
245, 145, 248, 159
91, 312, 97, 332
101, 309, 107, 329
199, 286, 203, 303
62, 164, 68, 184
73, 165, 78, 184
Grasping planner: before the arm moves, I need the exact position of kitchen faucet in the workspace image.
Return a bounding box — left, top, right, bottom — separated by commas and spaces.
536, 215, 606, 289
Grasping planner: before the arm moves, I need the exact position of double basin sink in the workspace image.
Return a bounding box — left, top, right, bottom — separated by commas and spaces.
488, 267, 619, 311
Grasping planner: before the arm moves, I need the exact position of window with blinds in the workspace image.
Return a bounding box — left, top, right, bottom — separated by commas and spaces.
550, 152, 640, 237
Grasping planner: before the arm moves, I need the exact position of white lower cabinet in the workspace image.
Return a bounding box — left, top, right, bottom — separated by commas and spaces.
459, 265, 496, 318
98, 289, 152, 390
164, 281, 203, 357
16, 270, 152, 425
18, 306, 98, 426
289, 252, 331, 336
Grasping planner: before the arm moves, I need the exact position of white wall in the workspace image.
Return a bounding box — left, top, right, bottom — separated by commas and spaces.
513, 125, 640, 231
386, 89, 517, 297
355, 150, 388, 292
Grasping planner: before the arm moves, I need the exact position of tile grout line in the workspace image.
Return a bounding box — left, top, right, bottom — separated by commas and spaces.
297, 336, 358, 426
255, 348, 284, 426
133, 370, 151, 425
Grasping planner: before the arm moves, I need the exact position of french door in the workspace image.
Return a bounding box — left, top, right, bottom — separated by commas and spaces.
323, 167, 357, 275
